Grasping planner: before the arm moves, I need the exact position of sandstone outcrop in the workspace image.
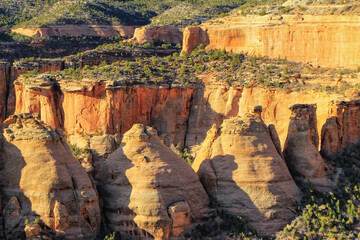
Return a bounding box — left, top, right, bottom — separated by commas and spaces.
126, 26, 183, 45
321, 99, 360, 159
96, 124, 211, 239
15, 77, 196, 148
192, 107, 300, 235
7, 59, 65, 117
11, 25, 135, 38
0, 114, 101, 239
182, 15, 360, 68
283, 104, 332, 191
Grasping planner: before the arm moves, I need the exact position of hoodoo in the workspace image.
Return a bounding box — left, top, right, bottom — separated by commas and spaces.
192, 106, 300, 235
96, 124, 212, 239
0, 114, 101, 239
283, 104, 333, 191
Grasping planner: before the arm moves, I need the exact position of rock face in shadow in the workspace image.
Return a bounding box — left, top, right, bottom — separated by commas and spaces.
283, 104, 332, 191
96, 124, 211, 240
192, 107, 300, 235
126, 26, 183, 45
321, 99, 360, 159
0, 62, 10, 123
0, 114, 101, 239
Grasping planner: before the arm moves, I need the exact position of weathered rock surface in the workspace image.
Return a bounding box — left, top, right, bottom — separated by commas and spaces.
7, 60, 65, 117
0, 114, 101, 239
192, 107, 300, 235
96, 124, 211, 239
127, 26, 183, 45
183, 15, 360, 68
12, 25, 135, 38
321, 99, 360, 159
283, 104, 332, 191
15, 78, 196, 148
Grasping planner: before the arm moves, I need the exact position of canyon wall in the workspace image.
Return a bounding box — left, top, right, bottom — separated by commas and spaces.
183, 15, 360, 68
14, 76, 358, 155
12, 25, 135, 38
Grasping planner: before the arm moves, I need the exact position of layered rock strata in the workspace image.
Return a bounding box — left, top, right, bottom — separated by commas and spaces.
182, 15, 360, 68
96, 124, 211, 239
321, 99, 360, 159
0, 114, 101, 239
192, 107, 300, 235
127, 26, 183, 45
12, 25, 135, 38
15, 77, 196, 148
283, 104, 332, 191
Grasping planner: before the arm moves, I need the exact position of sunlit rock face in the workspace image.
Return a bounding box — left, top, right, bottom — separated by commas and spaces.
96, 124, 212, 240
0, 114, 101, 239
321, 99, 360, 159
192, 107, 300, 235
126, 26, 183, 45
283, 104, 333, 191
183, 15, 360, 69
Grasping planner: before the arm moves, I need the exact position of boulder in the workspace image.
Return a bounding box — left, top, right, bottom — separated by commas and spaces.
192, 106, 300, 235
96, 124, 212, 240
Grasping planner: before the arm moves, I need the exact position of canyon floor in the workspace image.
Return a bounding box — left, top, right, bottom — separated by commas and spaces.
1, 1, 360, 240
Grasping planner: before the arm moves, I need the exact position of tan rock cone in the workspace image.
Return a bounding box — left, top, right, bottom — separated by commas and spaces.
96, 124, 211, 240
283, 104, 333, 191
192, 106, 300, 235
0, 113, 101, 239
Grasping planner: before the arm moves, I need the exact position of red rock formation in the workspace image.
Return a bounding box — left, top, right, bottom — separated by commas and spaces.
8, 60, 64, 117
0, 114, 101, 239
183, 15, 360, 68
283, 104, 332, 191
192, 107, 300, 235
12, 25, 135, 38
321, 99, 360, 159
0, 62, 10, 123
96, 124, 211, 239
127, 26, 183, 45
15, 78, 196, 147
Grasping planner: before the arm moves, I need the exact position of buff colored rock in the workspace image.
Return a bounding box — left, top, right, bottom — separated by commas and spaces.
192, 107, 300, 235
96, 124, 211, 240
283, 104, 332, 191
0, 114, 101, 239
127, 26, 183, 45
182, 15, 360, 69
321, 99, 360, 159
12, 25, 135, 38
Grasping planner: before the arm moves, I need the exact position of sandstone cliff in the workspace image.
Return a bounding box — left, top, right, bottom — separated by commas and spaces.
283, 104, 333, 191
96, 124, 211, 239
15, 77, 196, 148
0, 114, 101, 239
182, 15, 360, 68
192, 107, 300, 235
126, 26, 183, 45
321, 99, 360, 159
12, 25, 135, 38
